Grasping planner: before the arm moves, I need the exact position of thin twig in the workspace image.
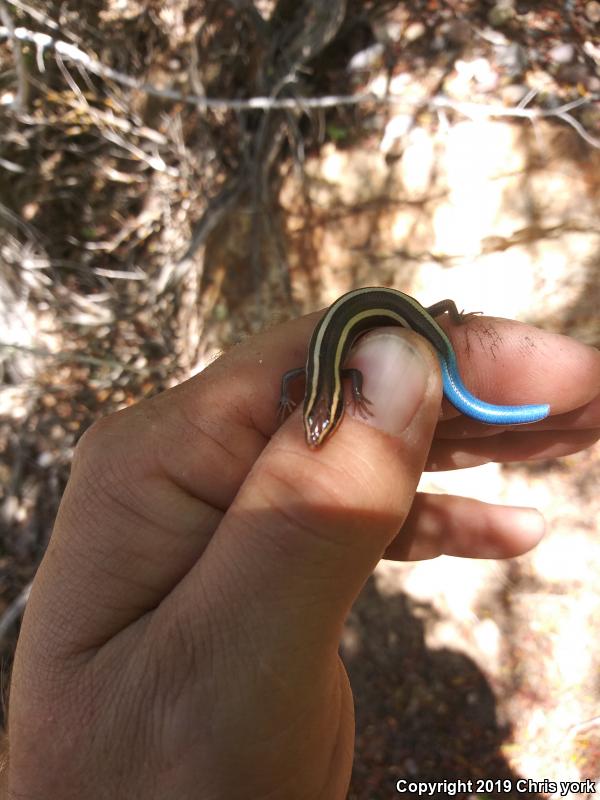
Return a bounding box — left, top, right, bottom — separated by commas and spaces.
0, 581, 32, 643
568, 715, 600, 737
93, 266, 147, 280
0, 24, 378, 109
4, 0, 60, 32
0, 201, 41, 241
1, 24, 598, 149
554, 110, 600, 149
432, 94, 600, 148
0, 1, 29, 111
0, 156, 25, 173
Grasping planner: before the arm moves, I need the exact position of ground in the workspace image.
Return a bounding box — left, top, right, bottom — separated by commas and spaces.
0, 1, 599, 797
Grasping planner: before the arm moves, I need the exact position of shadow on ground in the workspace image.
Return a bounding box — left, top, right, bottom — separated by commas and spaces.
343, 577, 544, 800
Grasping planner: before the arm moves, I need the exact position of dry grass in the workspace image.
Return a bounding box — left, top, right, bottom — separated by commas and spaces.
1, 1, 599, 795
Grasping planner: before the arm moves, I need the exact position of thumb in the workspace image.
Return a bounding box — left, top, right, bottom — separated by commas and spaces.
198, 328, 441, 649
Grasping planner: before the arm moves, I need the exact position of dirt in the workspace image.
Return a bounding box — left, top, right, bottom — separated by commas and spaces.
1, 1, 599, 796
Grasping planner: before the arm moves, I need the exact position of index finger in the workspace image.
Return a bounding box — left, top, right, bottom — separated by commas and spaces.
434, 313, 600, 437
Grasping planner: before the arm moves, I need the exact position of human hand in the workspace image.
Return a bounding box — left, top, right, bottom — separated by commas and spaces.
6, 309, 600, 799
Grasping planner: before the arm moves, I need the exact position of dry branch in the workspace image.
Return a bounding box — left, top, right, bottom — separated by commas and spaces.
0, 1, 29, 110
1, 24, 598, 149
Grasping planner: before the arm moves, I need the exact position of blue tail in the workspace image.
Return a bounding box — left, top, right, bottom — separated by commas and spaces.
439, 354, 550, 425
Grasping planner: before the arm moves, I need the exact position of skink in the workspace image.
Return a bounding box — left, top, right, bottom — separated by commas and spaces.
279, 286, 550, 448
